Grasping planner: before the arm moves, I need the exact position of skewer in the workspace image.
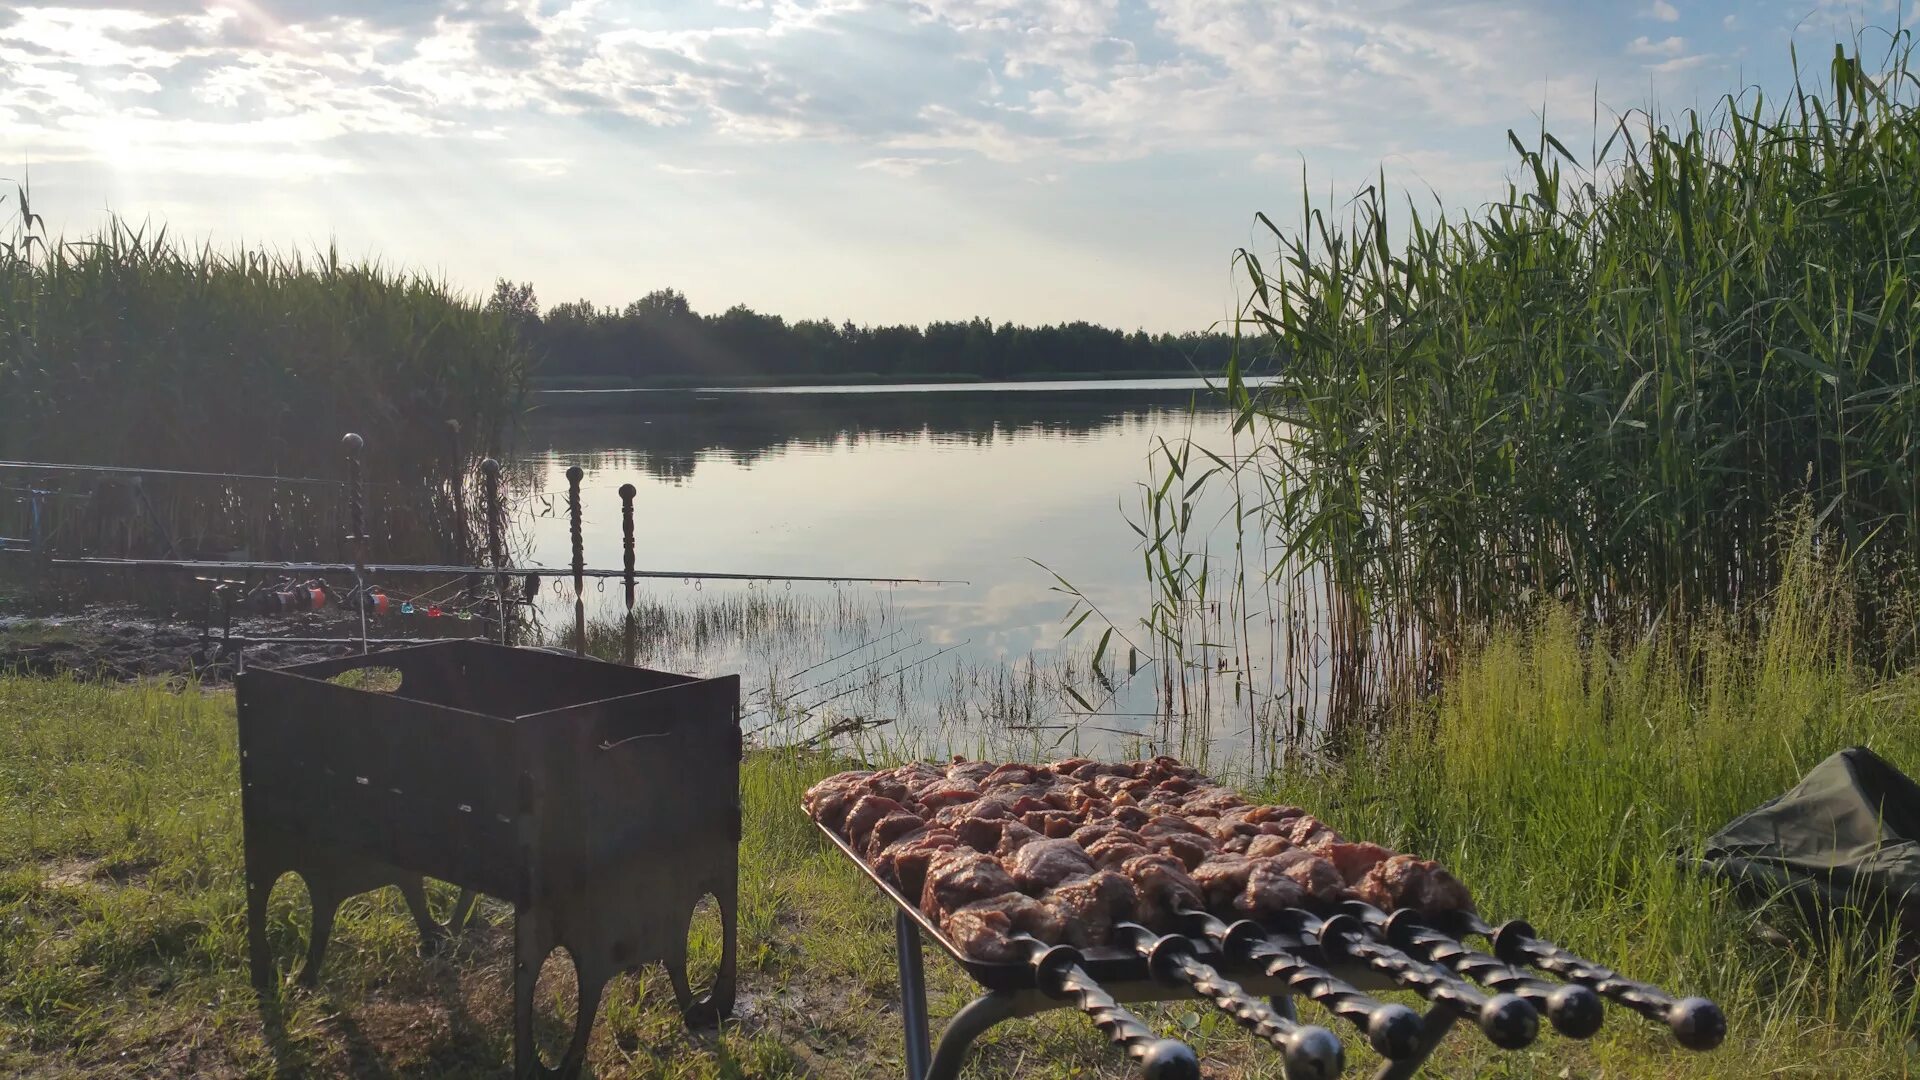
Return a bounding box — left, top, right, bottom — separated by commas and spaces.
1174, 906, 1424, 1060
1109, 922, 1344, 1080
1340, 903, 1602, 1039
1438, 912, 1726, 1051
1007, 935, 1201, 1079
1269, 910, 1539, 1050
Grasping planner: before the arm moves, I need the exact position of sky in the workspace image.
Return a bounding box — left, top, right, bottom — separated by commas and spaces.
0, 0, 1911, 331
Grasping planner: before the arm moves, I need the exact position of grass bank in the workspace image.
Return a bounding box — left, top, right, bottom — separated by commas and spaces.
3, 557, 1918, 1076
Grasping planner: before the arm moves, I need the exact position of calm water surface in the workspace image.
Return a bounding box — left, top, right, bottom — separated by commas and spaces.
510, 381, 1275, 760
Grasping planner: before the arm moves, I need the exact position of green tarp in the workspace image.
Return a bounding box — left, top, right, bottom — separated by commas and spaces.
1700, 746, 1920, 928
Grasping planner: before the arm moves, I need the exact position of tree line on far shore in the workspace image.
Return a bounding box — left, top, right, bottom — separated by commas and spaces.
487, 282, 1241, 384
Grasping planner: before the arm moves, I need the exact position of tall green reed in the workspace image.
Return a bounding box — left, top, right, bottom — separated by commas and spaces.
1085, 37, 1920, 744
0, 188, 528, 564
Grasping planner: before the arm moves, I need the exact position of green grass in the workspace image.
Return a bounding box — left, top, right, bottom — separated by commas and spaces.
3, 548, 1919, 1077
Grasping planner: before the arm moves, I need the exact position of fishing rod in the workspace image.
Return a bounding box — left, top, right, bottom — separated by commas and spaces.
19, 553, 966, 587
0, 460, 345, 486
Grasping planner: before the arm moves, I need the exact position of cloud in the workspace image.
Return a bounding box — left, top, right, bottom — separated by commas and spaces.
859, 155, 955, 176
509, 156, 570, 176
1642, 0, 1679, 21
1629, 34, 1686, 57
656, 162, 738, 175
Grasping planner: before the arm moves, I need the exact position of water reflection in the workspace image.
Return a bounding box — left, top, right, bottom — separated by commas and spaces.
509, 383, 1259, 763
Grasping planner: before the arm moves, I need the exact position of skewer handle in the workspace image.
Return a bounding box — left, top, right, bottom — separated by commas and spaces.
1016, 939, 1200, 1080
1362, 906, 1602, 1039
1116, 924, 1343, 1080
1483, 919, 1725, 1051
1179, 908, 1422, 1060
1284, 912, 1538, 1050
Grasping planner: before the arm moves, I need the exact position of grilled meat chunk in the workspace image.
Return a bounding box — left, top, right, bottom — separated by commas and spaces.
943, 893, 1065, 962
1352, 855, 1475, 913
1121, 852, 1204, 928
1009, 838, 1098, 893
1236, 858, 1310, 918
922, 849, 1018, 919
915, 780, 981, 813
865, 810, 927, 859
1148, 831, 1216, 870
874, 828, 958, 898
1313, 840, 1395, 884
1044, 869, 1137, 947
801, 771, 875, 831
1263, 848, 1348, 908
844, 795, 911, 850
1085, 837, 1152, 869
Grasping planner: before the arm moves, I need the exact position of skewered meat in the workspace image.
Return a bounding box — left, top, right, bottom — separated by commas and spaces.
1191, 855, 1256, 911
982, 763, 1046, 789
995, 821, 1044, 857
1121, 852, 1204, 927
1140, 814, 1209, 838
865, 810, 927, 859
802, 771, 875, 831
1245, 834, 1292, 859
1070, 821, 1143, 848
946, 759, 996, 784
1314, 839, 1394, 884
845, 795, 912, 850
943, 893, 1065, 962
875, 829, 958, 898
1352, 855, 1475, 913
1236, 858, 1310, 917
1086, 838, 1151, 869
1009, 838, 1097, 893
1044, 869, 1137, 947
915, 780, 981, 812
922, 849, 1018, 918
807, 756, 1478, 958
1263, 848, 1348, 907
1148, 831, 1215, 870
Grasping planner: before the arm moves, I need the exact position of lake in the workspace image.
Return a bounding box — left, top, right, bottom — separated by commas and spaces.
508, 378, 1297, 767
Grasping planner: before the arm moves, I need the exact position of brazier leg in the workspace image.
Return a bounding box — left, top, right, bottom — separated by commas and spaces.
398, 877, 448, 953
553, 963, 609, 1080
245, 865, 276, 993
514, 913, 546, 1080
297, 882, 342, 988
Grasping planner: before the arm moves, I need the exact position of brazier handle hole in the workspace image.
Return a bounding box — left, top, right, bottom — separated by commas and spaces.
685, 892, 725, 1004
532, 946, 581, 1071
262, 871, 314, 982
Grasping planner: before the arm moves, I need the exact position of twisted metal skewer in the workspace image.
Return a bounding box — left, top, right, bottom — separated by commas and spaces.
1111, 922, 1344, 1080
1175, 906, 1423, 1060
1010, 936, 1201, 1079
1271, 910, 1539, 1050
1340, 904, 1602, 1039
1440, 913, 1725, 1051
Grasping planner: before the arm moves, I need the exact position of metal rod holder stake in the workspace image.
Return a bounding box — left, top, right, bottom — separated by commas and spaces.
567, 465, 585, 657
342, 433, 369, 655
620, 483, 637, 666
481, 458, 507, 646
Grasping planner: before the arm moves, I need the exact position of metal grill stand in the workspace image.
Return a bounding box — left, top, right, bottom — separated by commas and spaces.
239, 640, 742, 1079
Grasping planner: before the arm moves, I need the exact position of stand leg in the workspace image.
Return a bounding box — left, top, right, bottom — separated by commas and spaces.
923, 991, 1032, 1080
895, 910, 932, 1080
1372, 1005, 1459, 1080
